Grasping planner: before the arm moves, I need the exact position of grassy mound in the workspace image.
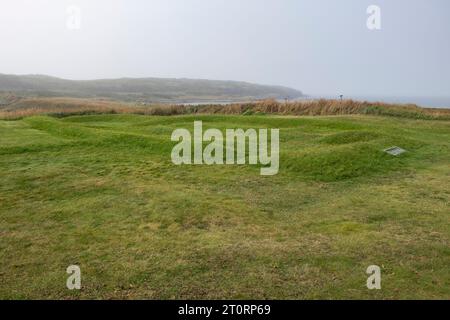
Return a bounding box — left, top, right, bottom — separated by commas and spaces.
0, 114, 449, 299
319, 131, 382, 145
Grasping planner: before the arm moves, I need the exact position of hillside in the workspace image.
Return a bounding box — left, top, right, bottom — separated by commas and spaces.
0, 74, 303, 103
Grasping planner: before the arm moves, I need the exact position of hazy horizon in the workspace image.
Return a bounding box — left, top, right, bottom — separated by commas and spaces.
1, 0, 449, 97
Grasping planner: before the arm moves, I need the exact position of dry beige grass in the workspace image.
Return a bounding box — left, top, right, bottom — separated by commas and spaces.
1, 97, 449, 120
200, 99, 450, 119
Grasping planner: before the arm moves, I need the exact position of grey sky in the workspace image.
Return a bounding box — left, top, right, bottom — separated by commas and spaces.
1, 0, 449, 96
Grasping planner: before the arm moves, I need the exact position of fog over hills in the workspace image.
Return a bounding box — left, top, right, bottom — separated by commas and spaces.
0, 74, 303, 103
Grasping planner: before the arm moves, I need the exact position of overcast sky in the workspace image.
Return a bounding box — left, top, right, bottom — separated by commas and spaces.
0, 0, 449, 96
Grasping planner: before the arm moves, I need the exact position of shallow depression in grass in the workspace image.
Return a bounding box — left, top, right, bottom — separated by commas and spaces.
0, 114, 449, 299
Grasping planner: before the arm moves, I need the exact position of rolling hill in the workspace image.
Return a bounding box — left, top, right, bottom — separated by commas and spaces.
0, 74, 303, 103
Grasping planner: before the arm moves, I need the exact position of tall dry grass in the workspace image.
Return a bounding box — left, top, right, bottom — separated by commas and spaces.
1, 97, 449, 120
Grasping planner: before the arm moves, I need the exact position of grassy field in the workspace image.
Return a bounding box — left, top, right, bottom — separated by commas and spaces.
0, 113, 449, 299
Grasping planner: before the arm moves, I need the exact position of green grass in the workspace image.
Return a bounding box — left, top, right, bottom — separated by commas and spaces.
0, 114, 449, 299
